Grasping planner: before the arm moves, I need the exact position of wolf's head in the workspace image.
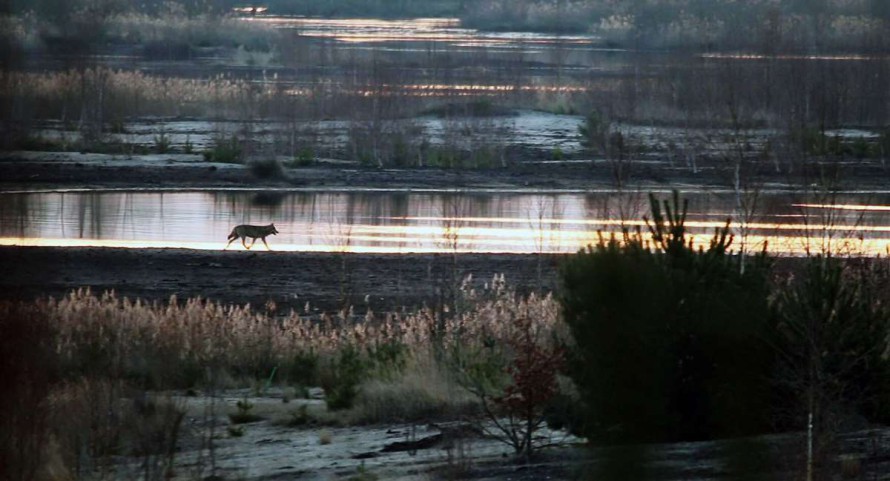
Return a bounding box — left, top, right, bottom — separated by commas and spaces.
269, 223, 279, 235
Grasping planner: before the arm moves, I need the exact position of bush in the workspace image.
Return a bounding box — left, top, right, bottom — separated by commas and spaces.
352, 357, 475, 424
286, 147, 315, 167
248, 158, 286, 179
203, 136, 242, 163
772, 256, 890, 428
577, 110, 610, 154
559, 192, 774, 444
229, 398, 264, 424
283, 350, 320, 387
322, 345, 368, 411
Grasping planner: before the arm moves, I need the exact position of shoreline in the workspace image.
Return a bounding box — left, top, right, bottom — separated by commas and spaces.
0, 246, 564, 314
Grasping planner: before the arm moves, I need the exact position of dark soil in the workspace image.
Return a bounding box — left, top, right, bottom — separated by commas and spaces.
0, 246, 562, 314
0, 150, 729, 192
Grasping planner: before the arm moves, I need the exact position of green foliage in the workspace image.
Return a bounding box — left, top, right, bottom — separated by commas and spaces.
559, 191, 774, 444
228, 398, 263, 424
425, 147, 463, 169
284, 350, 320, 387
850, 136, 872, 159
248, 158, 286, 179
203, 135, 242, 163
450, 312, 564, 457
578, 110, 610, 153
286, 404, 311, 427
152, 130, 171, 154
452, 342, 508, 396
286, 147, 315, 167
322, 341, 410, 410
772, 256, 890, 426
347, 462, 379, 481
227, 425, 245, 437
323, 345, 368, 410
366, 341, 408, 379
792, 127, 882, 158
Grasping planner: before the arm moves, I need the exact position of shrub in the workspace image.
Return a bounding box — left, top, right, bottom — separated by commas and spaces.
229, 398, 263, 424
286, 405, 312, 427
772, 256, 890, 428
366, 341, 408, 379
203, 135, 242, 163
450, 294, 566, 458
283, 350, 320, 387
286, 147, 315, 167
577, 109, 610, 154
322, 345, 368, 411
560, 191, 774, 444
248, 158, 285, 179
351, 356, 476, 424
153, 130, 171, 153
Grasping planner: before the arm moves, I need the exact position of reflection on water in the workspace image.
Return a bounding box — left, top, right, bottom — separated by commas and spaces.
1, 190, 890, 255
700, 53, 884, 61
351, 83, 590, 98
244, 16, 597, 47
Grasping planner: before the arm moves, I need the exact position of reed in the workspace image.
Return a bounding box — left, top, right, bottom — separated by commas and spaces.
1, 68, 262, 121
25, 278, 560, 390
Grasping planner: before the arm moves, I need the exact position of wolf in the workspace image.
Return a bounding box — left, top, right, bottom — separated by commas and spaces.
225, 223, 279, 250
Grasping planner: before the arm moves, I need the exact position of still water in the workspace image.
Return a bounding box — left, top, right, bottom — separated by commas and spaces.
2, 190, 890, 255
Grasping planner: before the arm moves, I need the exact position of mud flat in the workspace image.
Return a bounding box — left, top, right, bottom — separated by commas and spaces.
0, 246, 562, 313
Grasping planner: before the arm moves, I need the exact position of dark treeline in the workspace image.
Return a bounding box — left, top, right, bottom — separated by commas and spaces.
464, 0, 890, 51
560, 192, 890, 477
4, 0, 890, 52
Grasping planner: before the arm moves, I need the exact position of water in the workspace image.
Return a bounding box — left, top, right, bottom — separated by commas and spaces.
2, 189, 889, 255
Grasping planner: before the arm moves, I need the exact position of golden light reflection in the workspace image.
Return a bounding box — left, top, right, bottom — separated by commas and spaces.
386, 216, 890, 234
4, 191, 889, 256
242, 16, 595, 46
232, 6, 268, 14
3, 226, 887, 256
792, 203, 890, 212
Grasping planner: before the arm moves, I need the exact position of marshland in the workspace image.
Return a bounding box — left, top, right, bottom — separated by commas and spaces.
3, 1, 890, 480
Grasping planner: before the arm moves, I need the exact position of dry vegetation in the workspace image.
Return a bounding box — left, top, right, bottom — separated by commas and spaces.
1, 277, 566, 478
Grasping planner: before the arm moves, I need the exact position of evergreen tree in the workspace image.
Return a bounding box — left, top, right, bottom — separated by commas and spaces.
560, 191, 774, 443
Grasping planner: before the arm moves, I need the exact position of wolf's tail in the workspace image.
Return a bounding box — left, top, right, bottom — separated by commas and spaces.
227, 228, 237, 241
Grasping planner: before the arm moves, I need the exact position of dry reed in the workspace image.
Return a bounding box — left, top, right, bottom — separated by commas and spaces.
29, 278, 561, 388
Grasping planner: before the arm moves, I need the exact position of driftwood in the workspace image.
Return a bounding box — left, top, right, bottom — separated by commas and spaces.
380, 422, 485, 453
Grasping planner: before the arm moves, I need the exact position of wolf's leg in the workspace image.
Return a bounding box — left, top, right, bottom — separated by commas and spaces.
225, 238, 236, 249
248, 238, 258, 249
262, 237, 271, 250
242, 237, 249, 249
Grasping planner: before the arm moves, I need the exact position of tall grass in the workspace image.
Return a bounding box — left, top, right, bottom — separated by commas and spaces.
31, 280, 561, 389
0, 278, 564, 477
105, 12, 279, 52
0, 68, 263, 121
